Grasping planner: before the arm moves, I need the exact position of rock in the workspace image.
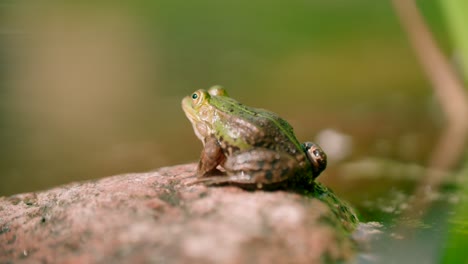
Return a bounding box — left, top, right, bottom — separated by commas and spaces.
0, 164, 357, 263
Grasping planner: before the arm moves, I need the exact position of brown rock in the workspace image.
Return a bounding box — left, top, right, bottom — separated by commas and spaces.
0, 164, 356, 263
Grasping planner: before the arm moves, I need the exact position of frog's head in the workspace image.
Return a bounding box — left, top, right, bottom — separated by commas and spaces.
303, 142, 327, 178
182, 87, 223, 143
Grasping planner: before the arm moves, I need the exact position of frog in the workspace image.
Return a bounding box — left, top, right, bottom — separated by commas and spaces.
181, 85, 327, 189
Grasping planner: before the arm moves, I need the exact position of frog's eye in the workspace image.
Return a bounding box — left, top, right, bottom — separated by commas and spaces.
191, 91, 203, 102
191, 90, 209, 105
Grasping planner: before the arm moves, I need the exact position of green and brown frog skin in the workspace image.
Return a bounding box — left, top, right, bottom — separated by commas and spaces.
182, 86, 327, 189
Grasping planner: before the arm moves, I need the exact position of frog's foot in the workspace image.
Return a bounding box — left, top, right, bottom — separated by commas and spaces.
185, 177, 225, 187
180, 172, 198, 180
190, 174, 268, 189
185, 167, 228, 186
180, 166, 224, 181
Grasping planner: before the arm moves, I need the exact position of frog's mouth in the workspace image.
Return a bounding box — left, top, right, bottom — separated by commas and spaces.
181, 96, 198, 123
182, 96, 195, 117
182, 96, 210, 142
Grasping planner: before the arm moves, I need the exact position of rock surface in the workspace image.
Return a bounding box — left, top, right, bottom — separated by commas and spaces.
0, 164, 356, 263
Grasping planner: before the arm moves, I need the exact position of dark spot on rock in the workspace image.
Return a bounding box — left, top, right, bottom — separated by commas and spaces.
257, 160, 265, 169
41, 217, 47, 223
0, 225, 10, 234
158, 186, 180, 206
270, 158, 279, 169
7, 234, 17, 244
8, 197, 21, 205
64, 241, 80, 251
265, 171, 273, 181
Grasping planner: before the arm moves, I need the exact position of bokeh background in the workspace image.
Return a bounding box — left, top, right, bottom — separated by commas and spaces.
0, 0, 447, 196
1, 1, 467, 262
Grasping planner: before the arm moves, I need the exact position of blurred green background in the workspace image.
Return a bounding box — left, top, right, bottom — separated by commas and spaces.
1, 0, 467, 262
0, 0, 448, 196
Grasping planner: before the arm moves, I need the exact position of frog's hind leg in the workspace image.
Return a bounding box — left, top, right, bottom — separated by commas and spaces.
223, 149, 298, 184
191, 149, 298, 188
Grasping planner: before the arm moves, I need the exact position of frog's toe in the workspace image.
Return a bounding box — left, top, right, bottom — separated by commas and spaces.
180, 173, 197, 180
192, 174, 257, 186
190, 176, 228, 186
185, 177, 217, 186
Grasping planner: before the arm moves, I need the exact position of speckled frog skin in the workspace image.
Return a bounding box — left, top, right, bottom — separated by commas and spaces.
182, 86, 326, 188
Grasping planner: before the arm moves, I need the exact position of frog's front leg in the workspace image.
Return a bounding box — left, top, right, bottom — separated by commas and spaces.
196, 135, 226, 177
195, 148, 299, 187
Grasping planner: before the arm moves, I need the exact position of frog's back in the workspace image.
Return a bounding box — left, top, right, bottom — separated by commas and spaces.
212, 96, 302, 155
248, 107, 301, 152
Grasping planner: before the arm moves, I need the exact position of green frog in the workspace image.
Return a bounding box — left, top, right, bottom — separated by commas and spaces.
182, 86, 327, 188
